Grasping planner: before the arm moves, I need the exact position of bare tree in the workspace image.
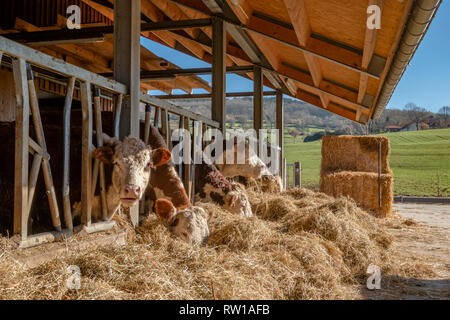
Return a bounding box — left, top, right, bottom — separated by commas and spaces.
289, 129, 301, 143
438, 106, 450, 126
404, 103, 430, 130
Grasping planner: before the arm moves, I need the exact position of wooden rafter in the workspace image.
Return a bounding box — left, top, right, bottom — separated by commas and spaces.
283, 0, 329, 109
357, 0, 383, 121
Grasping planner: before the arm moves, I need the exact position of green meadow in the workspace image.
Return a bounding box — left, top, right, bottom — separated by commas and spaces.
284, 128, 450, 197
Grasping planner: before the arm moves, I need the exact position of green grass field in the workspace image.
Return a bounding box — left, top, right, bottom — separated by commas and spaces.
284, 128, 450, 197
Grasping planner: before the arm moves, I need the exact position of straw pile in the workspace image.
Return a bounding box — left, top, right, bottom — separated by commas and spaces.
0, 186, 396, 300
320, 135, 393, 217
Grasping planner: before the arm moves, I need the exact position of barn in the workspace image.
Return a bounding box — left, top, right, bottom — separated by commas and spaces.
0, 0, 440, 248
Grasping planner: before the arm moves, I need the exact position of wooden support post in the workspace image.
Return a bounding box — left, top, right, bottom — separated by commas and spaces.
154, 106, 160, 128
28, 153, 42, 214
114, 0, 141, 227
161, 108, 169, 147
178, 116, 185, 178
183, 117, 192, 198
254, 66, 263, 144
27, 65, 62, 232
211, 17, 226, 131
93, 87, 108, 221
80, 81, 92, 227
294, 162, 301, 188
113, 93, 123, 138
286, 163, 290, 189
276, 91, 284, 178
114, 0, 141, 139
63, 77, 75, 230
202, 122, 207, 149
12, 58, 30, 239
282, 158, 287, 190
191, 121, 201, 201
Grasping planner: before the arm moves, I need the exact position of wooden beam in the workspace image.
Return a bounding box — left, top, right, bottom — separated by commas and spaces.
4, 19, 213, 43
140, 93, 220, 128
0, 36, 127, 94
244, 15, 382, 79
63, 77, 76, 231
114, 0, 140, 227
283, 0, 329, 108
14, 18, 111, 72
253, 66, 263, 138
80, 81, 92, 227
212, 17, 226, 130
100, 65, 253, 78
155, 91, 277, 99
358, 0, 383, 109
12, 59, 30, 238
27, 66, 62, 232
276, 91, 284, 177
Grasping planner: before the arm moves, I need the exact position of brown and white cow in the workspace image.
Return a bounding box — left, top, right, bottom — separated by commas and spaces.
73, 136, 171, 220
215, 141, 283, 192
145, 125, 191, 211
195, 162, 253, 217
154, 198, 211, 245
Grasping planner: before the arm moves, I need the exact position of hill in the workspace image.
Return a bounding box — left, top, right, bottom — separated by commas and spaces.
284, 128, 450, 197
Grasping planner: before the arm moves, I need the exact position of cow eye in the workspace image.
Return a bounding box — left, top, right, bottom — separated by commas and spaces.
171, 218, 179, 227
145, 162, 151, 171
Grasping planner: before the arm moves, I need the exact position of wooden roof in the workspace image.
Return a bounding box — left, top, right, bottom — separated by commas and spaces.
136, 0, 416, 123
140, 0, 414, 123
0, 0, 211, 95
0, 0, 430, 123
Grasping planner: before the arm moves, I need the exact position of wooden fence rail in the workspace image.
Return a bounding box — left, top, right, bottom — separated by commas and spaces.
0, 36, 222, 248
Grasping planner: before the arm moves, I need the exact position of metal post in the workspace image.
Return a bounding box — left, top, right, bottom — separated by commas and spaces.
212, 17, 226, 132
294, 162, 301, 188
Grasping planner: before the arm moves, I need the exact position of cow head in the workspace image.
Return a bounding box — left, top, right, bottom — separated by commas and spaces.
224, 182, 253, 217
94, 136, 171, 208
259, 174, 283, 192
155, 199, 211, 245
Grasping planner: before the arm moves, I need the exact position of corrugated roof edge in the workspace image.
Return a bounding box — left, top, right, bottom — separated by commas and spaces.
372, 0, 442, 119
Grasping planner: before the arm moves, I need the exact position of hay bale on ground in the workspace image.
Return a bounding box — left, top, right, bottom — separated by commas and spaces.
320, 135, 394, 217
321, 135, 391, 175
320, 171, 393, 217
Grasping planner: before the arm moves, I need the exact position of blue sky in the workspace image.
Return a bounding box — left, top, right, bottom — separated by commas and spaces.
142, 1, 449, 113
386, 0, 450, 113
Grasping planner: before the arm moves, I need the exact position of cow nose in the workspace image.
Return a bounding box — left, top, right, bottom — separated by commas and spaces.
123, 185, 141, 198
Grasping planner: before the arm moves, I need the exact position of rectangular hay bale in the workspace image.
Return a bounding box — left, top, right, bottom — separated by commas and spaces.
321, 135, 391, 175
320, 171, 393, 217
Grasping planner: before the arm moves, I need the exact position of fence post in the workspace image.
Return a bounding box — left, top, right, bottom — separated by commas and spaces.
294, 162, 301, 188
282, 158, 287, 190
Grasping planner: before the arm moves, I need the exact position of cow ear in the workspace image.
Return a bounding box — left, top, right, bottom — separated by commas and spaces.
229, 194, 238, 208
207, 210, 213, 223
150, 148, 171, 167
93, 146, 114, 164
155, 199, 176, 224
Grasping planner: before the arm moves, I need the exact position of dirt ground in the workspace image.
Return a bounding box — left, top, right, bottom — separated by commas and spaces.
362, 203, 449, 300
